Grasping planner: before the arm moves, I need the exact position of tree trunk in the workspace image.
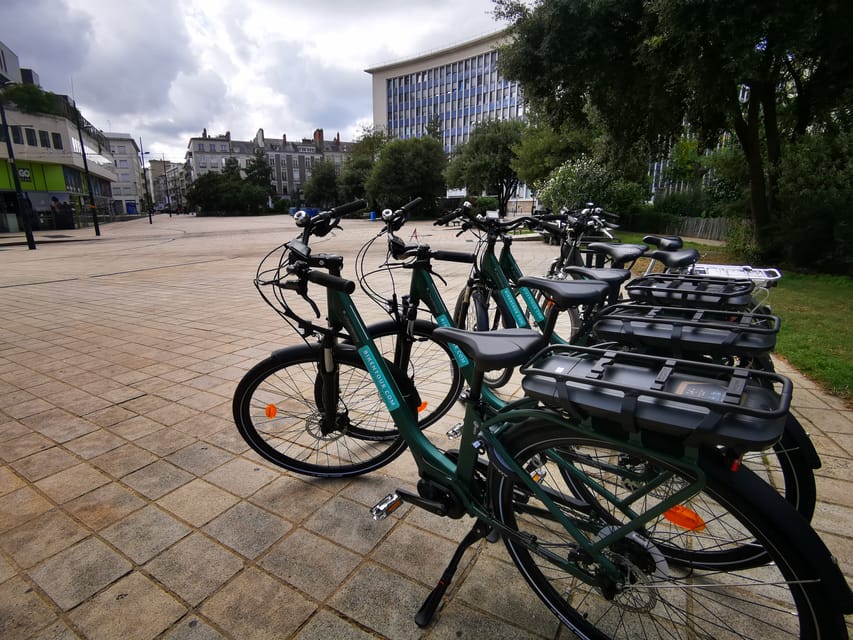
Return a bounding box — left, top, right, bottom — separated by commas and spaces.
731, 91, 772, 253
761, 80, 782, 227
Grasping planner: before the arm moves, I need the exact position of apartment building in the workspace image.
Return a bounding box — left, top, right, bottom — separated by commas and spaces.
1, 40, 117, 231
184, 127, 352, 202
365, 30, 525, 155
104, 133, 146, 215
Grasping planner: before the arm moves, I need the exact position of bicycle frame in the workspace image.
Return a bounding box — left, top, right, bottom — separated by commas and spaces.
317, 254, 710, 586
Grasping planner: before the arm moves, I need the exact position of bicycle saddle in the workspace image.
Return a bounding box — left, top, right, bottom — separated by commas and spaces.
646, 248, 700, 270
432, 327, 545, 371
586, 242, 647, 269
518, 276, 609, 310
643, 235, 683, 251
562, 266, 632, 286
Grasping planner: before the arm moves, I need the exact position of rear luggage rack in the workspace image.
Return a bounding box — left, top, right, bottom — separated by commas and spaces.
690, 263, 782, 287
625, 274, 755, 307
592, 304, 780, 358
521, 345, 792, 452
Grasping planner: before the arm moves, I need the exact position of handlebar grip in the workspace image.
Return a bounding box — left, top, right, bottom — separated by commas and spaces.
431, 249, 475, 264
306, 269, 356, 294
401, 197, 423, 213
434, 209, 460, 226
331, 199, 367, 217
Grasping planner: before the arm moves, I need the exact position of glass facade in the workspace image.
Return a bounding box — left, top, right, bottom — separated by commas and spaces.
384, 50, 524, 154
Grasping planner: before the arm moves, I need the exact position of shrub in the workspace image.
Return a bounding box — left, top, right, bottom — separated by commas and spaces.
652, 188, 708, 218
536, 155, 612, 210
536, 155, 647, 213
777, 128, 853, 273
619, 206, 677, 233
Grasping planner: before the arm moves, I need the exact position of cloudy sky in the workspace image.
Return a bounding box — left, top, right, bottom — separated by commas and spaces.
4, 0, 506, 161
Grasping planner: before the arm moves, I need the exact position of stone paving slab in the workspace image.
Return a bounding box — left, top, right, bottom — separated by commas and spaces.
0, 215, 851, 638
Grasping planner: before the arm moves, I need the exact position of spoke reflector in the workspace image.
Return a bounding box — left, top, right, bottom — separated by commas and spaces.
418, 401, 428, 413
664, 504, 706, 531
265, 404, 278, 418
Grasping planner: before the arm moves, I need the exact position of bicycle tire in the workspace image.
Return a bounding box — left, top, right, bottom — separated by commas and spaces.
489, 423, 847, 638
529, 286, 581, 342
233, 344, 413, 478
364, 318, 464, 428
452, 285, 515, 389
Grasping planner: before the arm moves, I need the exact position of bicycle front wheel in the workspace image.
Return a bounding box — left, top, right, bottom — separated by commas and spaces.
366, 319, 464, 428
529, 286, 581, 343
452, 285, 515, 389
489, 424, 847, 638
233, 344, 411, 478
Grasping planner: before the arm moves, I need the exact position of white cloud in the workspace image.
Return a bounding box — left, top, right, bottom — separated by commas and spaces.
3, 0, 504, 160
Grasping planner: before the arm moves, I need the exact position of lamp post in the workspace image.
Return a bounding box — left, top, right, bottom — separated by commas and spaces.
0, 81, 36, 249
73, 100, 100, 236
139, 137, 151, 224
162, 153, 171, 217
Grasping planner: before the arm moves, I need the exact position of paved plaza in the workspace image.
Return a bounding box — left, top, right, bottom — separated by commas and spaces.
0, 215, 850, 638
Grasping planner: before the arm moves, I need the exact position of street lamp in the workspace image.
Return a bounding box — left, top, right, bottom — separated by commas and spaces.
139, 137, 151, 224
0, 80, 36, 249
73, 100, 100, 236
162, 153, 171, 217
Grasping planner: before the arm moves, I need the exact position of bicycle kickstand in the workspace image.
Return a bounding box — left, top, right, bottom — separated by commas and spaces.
415, 519, 492, 628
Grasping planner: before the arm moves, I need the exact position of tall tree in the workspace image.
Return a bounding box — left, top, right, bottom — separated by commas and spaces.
337, 125, 392, 205
244, 149, 273, 191
512, 113, 594, 190
496, 0, 853, 258
366, 136, 446, 213
303, 159, 340, 208
445, 119, 525, 216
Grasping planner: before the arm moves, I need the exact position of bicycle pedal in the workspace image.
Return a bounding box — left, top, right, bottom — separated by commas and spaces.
446, 422, 464, 440
371, 492, 403, 520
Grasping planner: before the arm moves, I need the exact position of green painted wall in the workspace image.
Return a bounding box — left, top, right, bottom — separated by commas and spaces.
0, 160, 67, 191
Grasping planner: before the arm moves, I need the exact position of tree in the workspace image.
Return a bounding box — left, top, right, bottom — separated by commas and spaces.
244, 149, 273, 192
222, 156, 241, 179
512, 113, 594, 189
497, 0, 853, 259
337, 125, 392, 205
185, 166, 268, 215
445, 119, 525, 216
303, 159, 340, 208
338, 155, 373, 202
366, 136, 446, 213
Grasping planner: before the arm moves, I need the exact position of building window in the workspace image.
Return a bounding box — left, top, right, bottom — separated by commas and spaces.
52, 133, 63, 149
120, 173, 130, 182
39, 130, 51, 147
197, 143, 205, 151
117, 145, 126, 154
25, 128, 37, 146
220, 144, 227, 151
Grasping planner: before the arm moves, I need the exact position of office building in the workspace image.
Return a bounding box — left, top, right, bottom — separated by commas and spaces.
366, 30, 524, 155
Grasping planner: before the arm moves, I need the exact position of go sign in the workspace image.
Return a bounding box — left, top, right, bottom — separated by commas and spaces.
17, 168, 32, 182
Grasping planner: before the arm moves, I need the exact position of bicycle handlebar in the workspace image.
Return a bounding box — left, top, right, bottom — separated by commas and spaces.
306, 268, 356, 294
431, 249, 475, 264
331, 199, 368, 217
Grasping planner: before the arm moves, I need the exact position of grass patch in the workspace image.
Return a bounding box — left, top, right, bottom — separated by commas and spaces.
616, 232, 852, 403
770, 274, 853, 403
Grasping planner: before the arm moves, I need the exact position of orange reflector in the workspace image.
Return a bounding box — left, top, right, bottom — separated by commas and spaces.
265, 404, 278, 418
417, 401, 429, 413
664, 505, 706, 531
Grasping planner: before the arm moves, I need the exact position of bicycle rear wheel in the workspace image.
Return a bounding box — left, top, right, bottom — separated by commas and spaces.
233, 344, 413, 478
489, 424, 847, 638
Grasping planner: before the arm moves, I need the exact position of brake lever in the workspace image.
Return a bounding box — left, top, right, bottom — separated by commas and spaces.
281, 278, 321, 318
429, 266, 448, 286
